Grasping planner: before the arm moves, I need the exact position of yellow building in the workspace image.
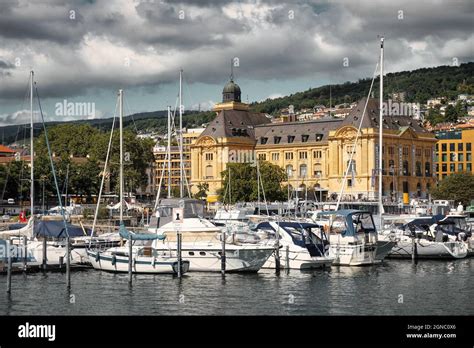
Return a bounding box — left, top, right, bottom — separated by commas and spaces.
434, 128, 474, 180
191, 79, 438, 203
154, 128, 203, 195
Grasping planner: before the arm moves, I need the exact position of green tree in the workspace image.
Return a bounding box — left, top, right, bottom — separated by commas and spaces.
430, 173, 474, 206
444, 104, 457, 123
219, 161, 287, 203
194, 182, 209, 200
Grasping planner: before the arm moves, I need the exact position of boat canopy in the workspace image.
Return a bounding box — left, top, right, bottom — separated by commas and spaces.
318, 209, 376, 236
34, 220, 88, 238
119, 224, 165, 241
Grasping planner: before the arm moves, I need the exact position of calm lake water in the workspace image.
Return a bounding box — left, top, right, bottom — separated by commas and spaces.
1, 259, 473, 316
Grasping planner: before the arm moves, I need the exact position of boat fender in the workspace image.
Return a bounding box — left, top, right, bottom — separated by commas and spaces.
151, 257, 156, 267
95, 252, 100, 262
111, 254, 116, 266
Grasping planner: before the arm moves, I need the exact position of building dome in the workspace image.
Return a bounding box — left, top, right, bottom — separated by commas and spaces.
222, 79, 241, 103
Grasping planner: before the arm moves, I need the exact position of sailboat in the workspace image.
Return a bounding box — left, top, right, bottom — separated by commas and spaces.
87, 89, 189, 274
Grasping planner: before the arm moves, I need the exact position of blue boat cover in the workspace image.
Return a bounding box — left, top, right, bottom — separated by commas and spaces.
34, 220, 88, 238
118, 224, 165, 241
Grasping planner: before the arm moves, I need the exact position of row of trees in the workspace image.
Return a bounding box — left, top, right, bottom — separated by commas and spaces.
0, 123, 154, 204
426, 100, 468, 125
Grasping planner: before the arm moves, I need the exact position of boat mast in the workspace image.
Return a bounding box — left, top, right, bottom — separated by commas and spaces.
179, 69, 184, 198
378, 37, 384, 228
30, 70, 34, 219
167, 105, 172, 198
119, 89, 124, 223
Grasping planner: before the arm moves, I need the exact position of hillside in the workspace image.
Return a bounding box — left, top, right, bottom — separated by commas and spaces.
1, 62, 472, 145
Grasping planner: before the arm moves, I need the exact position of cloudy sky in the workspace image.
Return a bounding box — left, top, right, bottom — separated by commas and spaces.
0, 0, 472, 126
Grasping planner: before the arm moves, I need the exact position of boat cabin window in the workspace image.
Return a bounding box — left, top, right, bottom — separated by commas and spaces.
329, 216, 348, 234
351, 213, 375, 233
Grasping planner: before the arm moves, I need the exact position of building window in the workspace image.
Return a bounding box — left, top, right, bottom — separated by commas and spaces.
271, 153, 279, 161
450, 143, 455, 151
301, 134, 309, 142
442, 154, 447, 162
459, 153, 464, 161
286, 165, 293, 178
389, 159, 395, 174
274, 136, 281, 144
442, 163, 447, 172
205, 153, 213, 161
315, 134, 323, 141
467, 153, 472, 161
467, 163, 472, 172
300, 164, 307, 178
260, 137, 268, 145
287, 135, 295, 143
424, 148, 431, 157
458, 163, 463, 172
347, 160, 356, 175
435, 143, 439, 151
416, 162, 422, 176
436, 163, 439, 173
402, 160, 409, 176
450, 153, 456, 162
285, 152, 293, 160
425, 162, 431, 177
467, 143, 472, 151
403, 147, 409, 156
388, 146, 395, 155
416, 148, 422, 157
299, 151, 307, 159
458, 143, 463, 151
313, 150, 322, 159
205, 165, 213, 179
442, 143, 447, 152
258, 153, 266, 160
450, 163, 455, 172
347, 179, 352, 187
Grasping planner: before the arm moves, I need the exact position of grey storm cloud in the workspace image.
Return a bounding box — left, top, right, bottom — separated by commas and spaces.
0, 0, 472, 100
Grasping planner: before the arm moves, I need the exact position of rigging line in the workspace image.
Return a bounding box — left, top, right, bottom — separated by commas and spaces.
35, 84, 70, 238
335, 60, 380, 212
89, 97, 119, 246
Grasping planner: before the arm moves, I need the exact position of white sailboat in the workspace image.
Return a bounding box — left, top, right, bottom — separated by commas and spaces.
87, 89, 188, 274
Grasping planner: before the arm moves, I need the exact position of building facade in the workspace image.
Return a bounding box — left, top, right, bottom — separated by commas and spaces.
434, 128, 474, 179
191, 79, 438, 203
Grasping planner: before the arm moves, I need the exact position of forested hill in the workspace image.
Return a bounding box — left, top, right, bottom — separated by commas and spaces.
251, 62, 474, 115
1, 62, 472, 144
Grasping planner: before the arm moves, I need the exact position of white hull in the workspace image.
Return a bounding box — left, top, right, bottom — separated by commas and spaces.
153, 242, 274, 272
262, 244, 334, 270
329, 243, 378, 266
388, 240, 468, 259
87, 249, 186, 274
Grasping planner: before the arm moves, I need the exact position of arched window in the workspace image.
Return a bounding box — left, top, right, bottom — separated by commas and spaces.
286, 165, 293, 178
205, 165, 213, 179
389, 182, 394, 193
300, 164, 307, 178
416, 161, 422, 176
346, 160, 356, 174
403, 160, 409, 176
389, 159, 395, 174
425, 162, 431, 177
416, 183, 422, 197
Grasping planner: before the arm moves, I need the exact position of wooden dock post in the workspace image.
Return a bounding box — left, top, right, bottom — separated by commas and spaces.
221, 229, 226, 276
177, 230, 182, 278
6, 241, 12, 294
128, 235, 133, 285
66, 237, 71, 288
285, 245, 290, 273
23, 236, 28, 272
42, 238, 47, 271
274, 227, 281, 273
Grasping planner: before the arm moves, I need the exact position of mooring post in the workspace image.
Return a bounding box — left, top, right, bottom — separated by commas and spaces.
177, 230, 182, 278
274, 226, 281, 273
285, 245, 290, 273
42, 237, 47, 271
7, 240, 12, 294
221, 229, 226, 276
128, 235, 133, 285
66, 236, 71, 288
23, 236, 28, 272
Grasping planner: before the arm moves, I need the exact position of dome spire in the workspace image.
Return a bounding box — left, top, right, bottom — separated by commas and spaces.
230, 58, 234, 81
